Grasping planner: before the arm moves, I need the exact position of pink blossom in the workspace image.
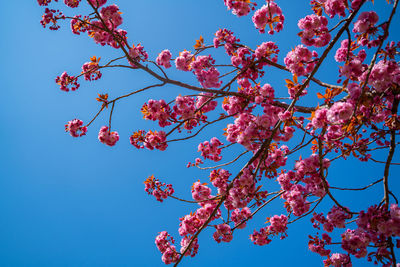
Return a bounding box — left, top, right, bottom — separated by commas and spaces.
250, 227, 272, 246
37, 0, 56, 6
180, 236, 199, 257
191, 181, 212, 202
252, 1, 284, 34
341, 229, 370, 258
324, 253, 352, 267
128, 44, 148, 68
213, 28, 240, 56
175, 51, 193, 71
323, 0, 347, 18
55, 71, 80, 92
81, 56, 102, 81
144, 175, 174, 202
231, 207, 252, 229
298, 14, 331, 47
65, 119, 87, 137
254, 41, 279, 62
213, 224, 233, 243
223, 0, 255, 17
64, 0, 80, 8
141, 99, 172, 127
284, 45, 317, 76
195, 93, 217, 113
155, 231, 179, 265
100, 4, 123, 28
326, 102, 354, 123
198, 137, 224, 162
98, 126, 119, 146
353, 11, 379, 33
88, 0, 107, 7
156, 50, 172, 68
40, 8, 63, 30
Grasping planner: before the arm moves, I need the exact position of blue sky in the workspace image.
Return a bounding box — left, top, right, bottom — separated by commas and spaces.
0, 1, 399, 266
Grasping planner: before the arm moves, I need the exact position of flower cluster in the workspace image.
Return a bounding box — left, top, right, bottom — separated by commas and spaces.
213, 28, 240, 56
40, 8, 64, 30
156, 50, 172, 68
311, 206, 352, 232
197, 137, 224, 162
175, 51, 193, 71
155, 231, 179, 265
254, 41, 279, 63
82, 56, 102, 81
250, 215, 288, 246
144, 175, 174, 202
64, 0, 80, 8
128, 44, 148, 68
298, 14, 331, 47
195, 93, 218, 114
130, 130, 168, 151
252, 1, 284, 34
223, 0, 256, 17
284, 45, 318, 77
70, 15, 90, 35
231, 207, 252, 229
88, 0, 107, 7
65, 119, 87, 137
98, 126, 119, 146
190, 55, 222, 89
326, 101, 354, 124
85, 3, 127, 48
141, 99, 172, 127
353, 11, 380, 47
37, 0, 57, 6
55, 71, 80, 92
365, 60, 400, 92
213, 224, 233, 243
323, 0, 347, 18
100, 4, 123, 29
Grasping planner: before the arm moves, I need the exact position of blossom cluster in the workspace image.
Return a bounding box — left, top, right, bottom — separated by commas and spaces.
144, 175, 174, 202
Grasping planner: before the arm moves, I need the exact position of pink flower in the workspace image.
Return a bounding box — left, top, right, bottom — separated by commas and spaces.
98, 126, 119, 146
198, 137, 224, 162
223, 0, 255, 17
155, 231, 179, 265
175, 51, 193, 71
65, 119, 87, 137
323, 0, 347, 18
252, 1, 284, 34
64, 0, 80, 8
213, 224, 233, 243
88, 0, 107, 7
254, 41, 279, 62
55, 71, 80, 92
326, 102, 354, 123
156, 50, 172, 68
284, 45, 318, 76
37, 0, 56, 6
298, 15, 331, 47
100, 4, 123, 28
231, 207, 252, 229
353, 11, 379, 33
81, 56, 102, 81
144, 175, 174, 202
40, 8, 63, 30
128, 44, 148, 67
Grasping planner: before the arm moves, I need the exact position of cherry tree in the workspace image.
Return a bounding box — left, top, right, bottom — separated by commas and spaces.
37, 0, 400, 266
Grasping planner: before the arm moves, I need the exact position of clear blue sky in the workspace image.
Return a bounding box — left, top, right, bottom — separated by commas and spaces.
0, 1, 399, 266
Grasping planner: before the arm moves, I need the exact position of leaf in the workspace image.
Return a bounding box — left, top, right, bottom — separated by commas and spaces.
317, 92, 324, 99
293, 75, 298, 84
194, 35, 204, 49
